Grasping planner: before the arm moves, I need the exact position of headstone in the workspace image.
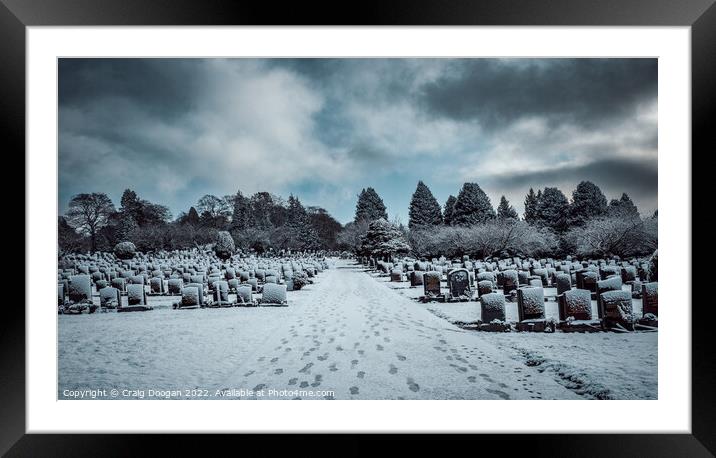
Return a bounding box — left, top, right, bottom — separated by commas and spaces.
410, 271, 425, 287
180, 286, 201, 308
447, 268, 471, 299
126, 284, 147, 306
502, 270, 519, 294
99, 286, 121, 309
150, 277, 164, 294
261, 283, 287, 305
236, 285, 253, 304
111, 277, 127, 293
477, 280, 493, 297
555, 273, 572, 296
558, 289, 592, 321
517, 287, 545, 321
480, 292, 506, 322
167, 278, 183, 295
642, 282, 658, 316
212, 280, 230, 305
390, 269, 403, 282
601, 290, 634, 325
596, 276, 623, 318
185, 282, 205, 305
423, 271, 442, 298
68, 275, 92, 303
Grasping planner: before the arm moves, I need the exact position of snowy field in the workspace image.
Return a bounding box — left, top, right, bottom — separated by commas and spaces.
58, 259, 656, 400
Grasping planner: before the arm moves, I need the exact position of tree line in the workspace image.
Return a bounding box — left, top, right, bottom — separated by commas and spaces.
60, 180, 656, 259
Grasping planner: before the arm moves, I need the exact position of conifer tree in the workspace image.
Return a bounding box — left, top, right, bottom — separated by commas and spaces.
497, 195, 518, 220
354, 187, 388, 223
443, 195, 457, 226
408, 181, 443, 229
451, 183, 496, 226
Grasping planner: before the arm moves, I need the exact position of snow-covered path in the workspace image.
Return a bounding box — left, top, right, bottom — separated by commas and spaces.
212, 261, 578, 400
59, 260, 580, 400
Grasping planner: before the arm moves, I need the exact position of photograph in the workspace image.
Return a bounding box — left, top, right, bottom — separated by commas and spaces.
56, 57, 658, 401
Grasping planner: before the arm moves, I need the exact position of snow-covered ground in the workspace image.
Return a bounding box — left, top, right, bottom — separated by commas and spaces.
378, 273, 657, 400
58, 259, 656, 400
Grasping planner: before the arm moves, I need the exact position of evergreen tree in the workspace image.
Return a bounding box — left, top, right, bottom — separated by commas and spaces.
408, 181, 443, 229
451, 183, 496, 226
185, 206, 200, 226
285, 195, 321, 251
360, 218, 411, 260
230, 190, 251, 232
569, 181, 608, 226
608, 193, 640, 219
524, 188, 539, 223
534, 187, 570, 233
248, 192, 274, 229
354, 187, 388, 223
497, 195, 518, 219
443, 195, 457, 226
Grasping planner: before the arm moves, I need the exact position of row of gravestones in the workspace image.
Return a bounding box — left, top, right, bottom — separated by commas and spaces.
58, 253, 330, 314
366, 256, 657, 332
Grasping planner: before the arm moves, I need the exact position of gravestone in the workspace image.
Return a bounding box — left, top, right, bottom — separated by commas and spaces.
236, 285, 253, 305
68, 275, 92, 303
126, 284, 147, 306
576, 270, 598, 293
555, 273, 572, 296
261, 283, 287, 306
517, 287, 545, 321
390, 269, 403, 282
247, 278, 259, 292
150, 277, 164, 295
601, 290, 634, 327
410, 270, 425, 287
621, 266, 637, 283
422, 271, 442, 299
111, 277, 127, 293
167, 278, 183, 295
477, 280, 493, 297
447, 268, 471, 300
99, 286, 121, 309
502, 270, 519, 295
228, 278, 240, 292
212, 280, 230, 306
57, 284, 65, 306
185, 282, 205, 305
596, 276, 623, 318
179, 286, 201, 308
532, 268, 549, 287
518, 271, 530, 286
480, 292, 506, 322
642, 282, 658, 316
557, 289, 592, 321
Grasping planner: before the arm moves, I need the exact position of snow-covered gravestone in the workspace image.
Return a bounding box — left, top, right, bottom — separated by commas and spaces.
557, 288, 592, 321
111, 277, 127, 293
600, 265, 621, 281
476, 271, 495, 285
555, 273, 572, 296
516, 288, 555, 331
447, 268, 471, 301
255, 270, 266, 282
601, 290, 634, 328
502, 270, 519, 295
68, 275, 92, 303
126, 284, 147, 306
239, 271, 250, 282
518, 270, 530, 286
576, 269, 598, 292
228, 278, 240, 292
211, 281, 231, 307
532, 268, 549, 287
247, 278, 259, 292
390, 269, 403, 282
480, 292, 506, 322
178, 286, 202, 309
260, 283, 287, 306
596, 276, 623, 319
167, 278, 183, 295
476, 279, 493, 297
410, 270, 424, 287
621, 266, 638, 284
99, 286, 121, 309
422, 271, 442, 300
236, 285, 253, 305
642, 282, 658, 316
150, 277, 165, 295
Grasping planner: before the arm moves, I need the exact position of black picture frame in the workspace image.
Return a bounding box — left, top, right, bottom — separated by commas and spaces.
4, 0, 711, 455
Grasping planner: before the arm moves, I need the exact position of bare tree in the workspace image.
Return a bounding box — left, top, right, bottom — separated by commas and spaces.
65, 193, 115, 252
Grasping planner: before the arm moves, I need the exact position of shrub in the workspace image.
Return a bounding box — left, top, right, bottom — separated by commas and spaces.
292, 270, 310, 290
113, 241, 136, 260
213, 231, 235, 260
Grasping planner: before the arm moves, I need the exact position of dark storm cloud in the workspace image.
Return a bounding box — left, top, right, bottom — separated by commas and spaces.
485, 157, 657, 194
420, 59, 657, 129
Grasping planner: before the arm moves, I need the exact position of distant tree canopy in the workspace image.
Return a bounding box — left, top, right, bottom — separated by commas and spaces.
354, 187, 388, 223
359, 218, 411, 260
408, 181, 442, 229
608, 193, 640, 218
442, 195, 457, 226
533, 187, 571, 233
497, 195, 518, 220
66, 193, 116, 252
451, 182, 496, 226
569, 181, 608, 226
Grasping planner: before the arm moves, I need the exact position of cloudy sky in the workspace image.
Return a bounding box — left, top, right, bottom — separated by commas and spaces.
59, 58, 657, 224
